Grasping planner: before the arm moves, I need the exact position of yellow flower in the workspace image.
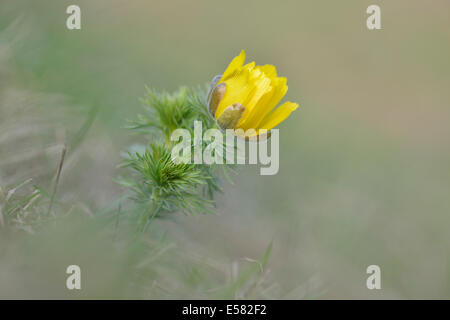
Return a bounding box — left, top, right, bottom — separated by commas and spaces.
208, 50, 299, 137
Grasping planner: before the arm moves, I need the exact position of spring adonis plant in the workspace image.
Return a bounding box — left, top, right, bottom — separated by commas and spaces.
120, 50, 299, 228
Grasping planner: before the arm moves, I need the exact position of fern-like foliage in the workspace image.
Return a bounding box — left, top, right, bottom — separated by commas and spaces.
118, 86, 231, 230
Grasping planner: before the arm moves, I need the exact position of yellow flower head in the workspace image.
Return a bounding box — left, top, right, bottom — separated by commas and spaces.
207, 50, 299, 137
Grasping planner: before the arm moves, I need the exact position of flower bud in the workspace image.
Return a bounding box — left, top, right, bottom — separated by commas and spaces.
209, 74, 222, 89
207, 82, 226, 117
216, 103, 245, 130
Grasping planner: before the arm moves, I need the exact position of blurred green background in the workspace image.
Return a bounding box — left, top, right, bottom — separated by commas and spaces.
1, 0, 450, 299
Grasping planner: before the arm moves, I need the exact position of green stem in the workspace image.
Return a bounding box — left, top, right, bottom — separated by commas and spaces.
138, 194, 160, 233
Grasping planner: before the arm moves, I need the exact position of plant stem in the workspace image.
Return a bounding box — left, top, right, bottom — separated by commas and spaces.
48, 144, 67, 215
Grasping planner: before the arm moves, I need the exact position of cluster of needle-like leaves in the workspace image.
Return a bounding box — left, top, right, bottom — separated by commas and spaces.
118, 86, 231, 228
129, 86, 215, 142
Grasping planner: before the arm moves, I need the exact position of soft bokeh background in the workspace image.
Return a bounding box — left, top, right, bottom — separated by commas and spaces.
1, 0, 450, 299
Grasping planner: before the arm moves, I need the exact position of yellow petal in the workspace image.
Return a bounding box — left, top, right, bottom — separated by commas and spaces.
220, 50, 246, 82
265, 77, 288, 113
239, 76, 287, 130
257, 101, 299, 131
215, 63, 254, 118
256, 64, 277, 79
241, 73, 272, 116
238, 89, 274, 130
